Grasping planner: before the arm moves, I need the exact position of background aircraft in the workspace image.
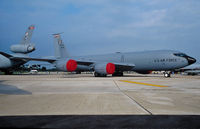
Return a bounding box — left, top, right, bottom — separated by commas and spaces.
19, 33, 196, 77
0, 25, 35, 74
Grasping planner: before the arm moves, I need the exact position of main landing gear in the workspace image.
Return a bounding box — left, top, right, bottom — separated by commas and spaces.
112, 72, 123, 77
94, 72, 107, 77
94, 71, 124, 77
75, 71, 81, 74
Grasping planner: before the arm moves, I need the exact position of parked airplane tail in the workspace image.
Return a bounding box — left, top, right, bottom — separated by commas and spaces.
53, 33, 69, 59
10, 25, 35, 54
21, 25, 35, 45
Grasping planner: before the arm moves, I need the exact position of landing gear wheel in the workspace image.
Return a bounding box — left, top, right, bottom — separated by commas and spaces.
76, 71, 81, 74
94, 72, 107, 77
94, 72, 99, 77
112, 72, 123, 76
164, 72, 171, 78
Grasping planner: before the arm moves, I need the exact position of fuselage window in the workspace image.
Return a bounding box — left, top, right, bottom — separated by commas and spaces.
174, 53, 187, 57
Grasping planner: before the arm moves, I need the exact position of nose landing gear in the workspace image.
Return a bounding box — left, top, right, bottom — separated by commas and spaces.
163, 72, 171, 78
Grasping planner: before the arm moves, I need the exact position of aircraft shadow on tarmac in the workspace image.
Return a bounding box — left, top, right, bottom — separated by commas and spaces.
120, 74, 161, 78
60, 74, 161, 78
0, 81, 31, 95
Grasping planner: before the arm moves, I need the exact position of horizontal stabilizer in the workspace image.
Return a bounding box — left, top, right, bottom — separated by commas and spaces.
10, 57, 56, 63
0, 51, 13, 58
76, 60, 135, 71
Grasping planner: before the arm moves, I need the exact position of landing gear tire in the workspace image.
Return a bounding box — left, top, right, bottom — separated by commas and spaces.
164, 72, 171, 78
112, 72, 123, 76
94, 72, 99, 77
75, 71, 81, 74
94, 72, 107, 77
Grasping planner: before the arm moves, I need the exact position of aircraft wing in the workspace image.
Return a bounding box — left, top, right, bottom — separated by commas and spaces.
76, 60, 94, 66
12, 57, 135, 71
76, 60, 135, 71
0, 51, 13, 58
113, 62, 135, 71
1, 51, 135, 71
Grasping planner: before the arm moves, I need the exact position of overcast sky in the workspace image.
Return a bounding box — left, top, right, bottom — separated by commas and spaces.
0, 0, 200, 62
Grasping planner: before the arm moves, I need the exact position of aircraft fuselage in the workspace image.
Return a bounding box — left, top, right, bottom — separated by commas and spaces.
72, 50, 194, 72
0, 54, 12, 69
0, 53, 27, 70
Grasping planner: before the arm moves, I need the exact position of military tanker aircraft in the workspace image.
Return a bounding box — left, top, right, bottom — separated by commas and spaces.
0, 25, 35, 74
15, 33, 196, 77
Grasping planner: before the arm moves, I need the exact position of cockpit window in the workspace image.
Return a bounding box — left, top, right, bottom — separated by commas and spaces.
174, 53, 188, 57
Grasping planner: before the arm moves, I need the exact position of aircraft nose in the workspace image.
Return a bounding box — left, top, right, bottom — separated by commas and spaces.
186, 56, 196, 65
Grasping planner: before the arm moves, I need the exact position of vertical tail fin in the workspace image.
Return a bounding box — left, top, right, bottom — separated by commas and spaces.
10, 25, 35, 54
53, 33, 69, 59
20, 25, 35, 45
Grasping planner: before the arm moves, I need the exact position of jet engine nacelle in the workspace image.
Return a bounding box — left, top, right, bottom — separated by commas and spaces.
56, 59, 77, 72
94, 62, 115, 75
10, 44, 35, 54
76, 65, 91, 71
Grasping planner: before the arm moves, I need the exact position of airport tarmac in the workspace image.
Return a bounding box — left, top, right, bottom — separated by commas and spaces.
0, 73, 200, 116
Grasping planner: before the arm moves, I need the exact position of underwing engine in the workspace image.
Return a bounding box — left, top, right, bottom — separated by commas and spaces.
94, 63, 115, 77
10, 44, 35, 54
56, 59, 77, 72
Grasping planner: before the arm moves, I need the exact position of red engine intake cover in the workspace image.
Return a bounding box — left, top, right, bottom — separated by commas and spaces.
66, 59, 77, 72
106, 63, 115, 74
